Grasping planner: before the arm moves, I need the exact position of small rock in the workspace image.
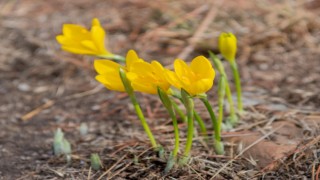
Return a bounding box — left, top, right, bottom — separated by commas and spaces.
17, 83, 30, 92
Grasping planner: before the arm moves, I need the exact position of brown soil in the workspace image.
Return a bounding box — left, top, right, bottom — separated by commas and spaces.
1, 0, 320, 179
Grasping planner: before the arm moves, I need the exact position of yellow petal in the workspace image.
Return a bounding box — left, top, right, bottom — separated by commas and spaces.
126, 50, 144, 71
92, 18, 101, 27
95, 75, 125, 92
126, 72, 138, 81
94, 60, 121, 75
219, 32, 237, 61
91, 26, 108, 55
62, 24, 90, 40
174, 59, 191, 79
131, 81, 157, 94
81, 40, 99, 52
164, 70, 182, 89
129, 61, 153, 77
150, 61, 166, 79
61, 46, 97, 55
190, 56, 215, 79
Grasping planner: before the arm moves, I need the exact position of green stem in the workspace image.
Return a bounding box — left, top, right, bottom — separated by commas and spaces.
183, 103, 194, 158
132, 100, 158, 148
169, 109, 179, 157
230, 60, 243, 112
225, 80, 238, 125
119, 69, 158, 148
208, 51, 237, 125
181, 90, 194, 160
171, 99, 186, 122
97, 54, 125, 62
218, 77, 226, 131
193, 110, 207, 137
201, 98, 224, 155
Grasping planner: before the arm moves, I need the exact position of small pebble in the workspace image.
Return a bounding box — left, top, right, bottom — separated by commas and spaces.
17, 83, 30, 92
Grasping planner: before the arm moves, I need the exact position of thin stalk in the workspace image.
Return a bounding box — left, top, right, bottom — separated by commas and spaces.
158, 87, 180, 173
218, 76, 226, 133
180, 89, 194, 164
171, 99, 186, 122
209, 51, 237, 125
183, 102, 194, 157
225, 80, 238, 125
97, 54, 125, 62
131, 99, 158, 148
201, 98, 224, 155
169, 109, 179, 158
230, 60, 243, 112
193, 110, 207, 137
119, 68, 158, 148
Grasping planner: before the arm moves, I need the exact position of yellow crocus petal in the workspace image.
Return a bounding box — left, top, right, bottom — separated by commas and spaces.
56, 18, 110, 56
94, 60, 122, 75
62, 25, 92, 42
81, 40, 99, 52
174, 59, 192, 79
126, 50, 143, 71
195, 79, 214, 94
218, 32, 237, 62
164, 70, 182, 89
190, 56, 215, 79
166, 56, 215, 96
92, 18, 101, 27
129, 61, 153, 76
91, 26, 109, 55
61, 46, 97, 55
126, 72, 138, 82
127, 59, 170, 94
131, 81, 157, 94
151, 61, 166, 79
94, 60, 126, 92
95, 75, 125, 92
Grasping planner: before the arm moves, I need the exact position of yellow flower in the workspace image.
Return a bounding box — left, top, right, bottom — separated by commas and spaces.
165, 56, 215, 96
127, 61, 170, 94
218, 32, 237, 62
94, 50, 143, 91
56, 18, 111, 56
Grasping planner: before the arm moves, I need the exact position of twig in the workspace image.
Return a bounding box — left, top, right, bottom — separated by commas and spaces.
316, 165, 320, 180
210, 124, 284, 179
185, 163, 206, 180
108, 147, 160, 179
97, 154, 127, 180
21, 84, 104, 121
87, 167, 92, 180
21, 100, 55, 121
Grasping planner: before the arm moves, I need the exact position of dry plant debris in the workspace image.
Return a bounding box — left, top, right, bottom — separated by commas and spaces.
0, 0, 319, 179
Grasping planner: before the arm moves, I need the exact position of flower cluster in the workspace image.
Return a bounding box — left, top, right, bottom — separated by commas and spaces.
56, 18, 243, 170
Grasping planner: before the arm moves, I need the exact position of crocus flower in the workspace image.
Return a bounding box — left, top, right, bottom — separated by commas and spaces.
165, 56, 215, 96
56, 18, 112, 56
218, 32, 237, 62
126, 61, 170, 94
94, 50, 143, 91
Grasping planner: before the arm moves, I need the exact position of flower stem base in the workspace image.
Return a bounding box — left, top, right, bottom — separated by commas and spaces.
214, 140, 224, 155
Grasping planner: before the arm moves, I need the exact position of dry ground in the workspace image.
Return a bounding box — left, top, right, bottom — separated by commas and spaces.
0, 0, 320, 179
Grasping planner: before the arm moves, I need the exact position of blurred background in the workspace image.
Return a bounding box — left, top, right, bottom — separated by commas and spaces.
0, 0, 319, 179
